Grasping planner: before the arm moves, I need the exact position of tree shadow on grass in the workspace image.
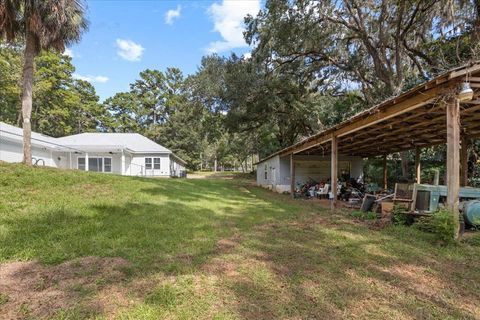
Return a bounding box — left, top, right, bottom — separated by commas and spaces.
2, 174, 479, 319
216, 213, 480, 319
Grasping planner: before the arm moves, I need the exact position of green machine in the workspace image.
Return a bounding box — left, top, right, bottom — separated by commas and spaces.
393, 183, 480, 227
411, 183, 480, 214
461, 200, 480, 227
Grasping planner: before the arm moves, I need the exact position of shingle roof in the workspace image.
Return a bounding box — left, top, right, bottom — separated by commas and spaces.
57, 133, 172, 153
0, 121, 64, 149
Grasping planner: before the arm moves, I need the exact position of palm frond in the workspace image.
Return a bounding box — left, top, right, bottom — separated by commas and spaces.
1, 0, 88, 52
0, 0, 22, 42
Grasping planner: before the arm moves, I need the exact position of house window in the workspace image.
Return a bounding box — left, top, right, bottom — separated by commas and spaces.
77, 157, 112, 173
145, 158, 152, 169
104, 158, 112, 173
264, 164, 267, 180
89, 158, 103, 172
145, 157, 161, 170
78, 157, 86, 170
154, 158, 161, 169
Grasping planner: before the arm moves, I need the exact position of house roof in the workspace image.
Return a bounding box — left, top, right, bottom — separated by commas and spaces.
0, 121, 68, 150
57, 133, 172, 154
256, 62, 480, 164
0, 122, 188, 165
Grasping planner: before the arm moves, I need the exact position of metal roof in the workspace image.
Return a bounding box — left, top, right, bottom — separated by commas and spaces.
255, 62, 480, 164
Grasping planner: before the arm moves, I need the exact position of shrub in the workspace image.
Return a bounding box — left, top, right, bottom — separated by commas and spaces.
415, 208, 455, 243
351, 211, 364, 219
365, 211, 378, 220
351, 210, 378, 220
392, 205, 408, 225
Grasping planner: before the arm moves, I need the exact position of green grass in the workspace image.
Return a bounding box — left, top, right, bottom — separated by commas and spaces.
1, 162, 480, 319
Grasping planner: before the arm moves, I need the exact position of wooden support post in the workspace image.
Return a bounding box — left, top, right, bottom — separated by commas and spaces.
382, 155, 388, 190
415, 147, 421, 184
290, 153, 295, 198
461, 137, 469, 187
446, 97, 461, 239
331, 135, 338, 209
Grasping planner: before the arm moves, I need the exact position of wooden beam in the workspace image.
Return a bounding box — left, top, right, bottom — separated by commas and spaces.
339, 117, 447, 153
461, 137, 469, 187
335, 88, 442, 138
449, 64, 480, 79
415, 147, 421, 184
290, 153, 295, 198
446, 97, 461, 240
466, 76, 480, 82
383, 155, 388, 189
285, 135, 332, 157
331, 135, 338, 210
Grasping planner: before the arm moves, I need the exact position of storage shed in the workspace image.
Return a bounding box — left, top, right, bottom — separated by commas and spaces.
256, 154, 363, 193
256, 62, 480, 223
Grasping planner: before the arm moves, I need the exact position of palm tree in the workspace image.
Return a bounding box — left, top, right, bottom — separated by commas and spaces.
0, 0, 88, 165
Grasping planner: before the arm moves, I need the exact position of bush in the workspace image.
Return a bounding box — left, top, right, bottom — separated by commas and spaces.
351, 210, 378, 220
392, 205, 409, 225
415, 208, 455, 243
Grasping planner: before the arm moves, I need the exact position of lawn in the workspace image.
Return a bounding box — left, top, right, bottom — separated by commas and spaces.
1, 162, 480, 319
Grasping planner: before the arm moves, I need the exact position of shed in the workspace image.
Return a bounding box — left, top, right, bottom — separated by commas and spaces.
256, 62, 480, 218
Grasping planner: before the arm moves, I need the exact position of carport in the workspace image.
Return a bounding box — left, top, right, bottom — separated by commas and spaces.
257, 63, 480, 230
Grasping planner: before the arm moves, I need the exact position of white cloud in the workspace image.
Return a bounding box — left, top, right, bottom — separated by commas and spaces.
165, 5, 181, 25
206, 0, 260, 53
64, 48, 74, 58
73, 73, 109, 83
243, 52, 252, 59
116, 39, 145, 62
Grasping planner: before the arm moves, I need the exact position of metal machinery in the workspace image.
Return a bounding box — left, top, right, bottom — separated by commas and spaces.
393, 183, 480, 227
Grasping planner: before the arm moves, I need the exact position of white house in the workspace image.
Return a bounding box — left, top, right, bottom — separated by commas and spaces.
0, 121, 187, 177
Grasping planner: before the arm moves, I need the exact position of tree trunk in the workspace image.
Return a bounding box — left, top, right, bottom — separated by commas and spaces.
21, 31, 36, 166
214, 156, 217, 172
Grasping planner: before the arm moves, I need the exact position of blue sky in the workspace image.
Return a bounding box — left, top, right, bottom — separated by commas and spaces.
68, 0, 261, 101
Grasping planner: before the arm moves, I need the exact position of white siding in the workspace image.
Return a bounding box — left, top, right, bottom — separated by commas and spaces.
130, 154, 171, 177
256, 154, 364, 192
0, 139, 53, 167
52, 151, 71, 169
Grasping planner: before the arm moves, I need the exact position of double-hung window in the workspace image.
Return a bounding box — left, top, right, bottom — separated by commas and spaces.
153, 158, 161, 169
145, 158, 152, 170
145, 157, 161, 170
